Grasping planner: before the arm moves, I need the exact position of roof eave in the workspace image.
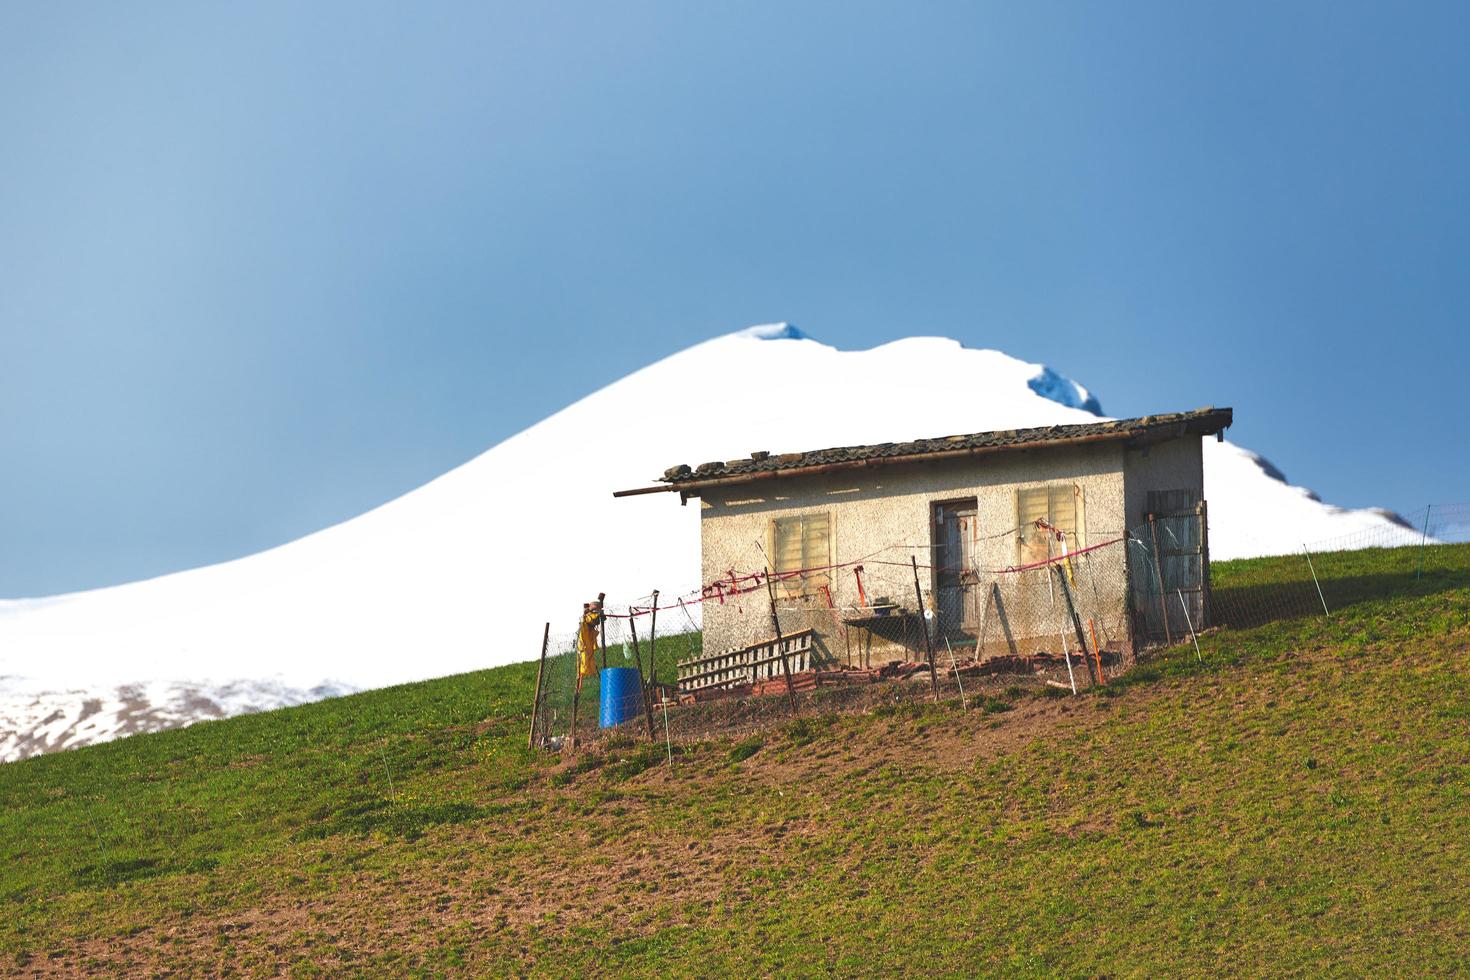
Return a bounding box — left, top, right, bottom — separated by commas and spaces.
611, 408, 1231, 499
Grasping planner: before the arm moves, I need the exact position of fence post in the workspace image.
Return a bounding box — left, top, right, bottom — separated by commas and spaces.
1177, 589, 1202, 664
1087, 618, 1106, 683
910, 556, 940, 701
1060, 633, 1078, 695
1416, 505, 1433, 581
627, 611, 658, 743
1302, 544, 1330, 617
944, 635, 968, 710
973, 584, 992, 662
764, 569, 799, 715
648, 590, 660, 683
598, 591, 609, 671
1054, 564, 1099, 686
569, 644, 582, 753
646, 591, 661, 736
1122, 533, 1142, 662
528, 622, 550, 750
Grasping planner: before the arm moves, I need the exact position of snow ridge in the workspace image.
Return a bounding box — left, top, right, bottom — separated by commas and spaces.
737, 322, 808, 341
0, 325, 1414, 760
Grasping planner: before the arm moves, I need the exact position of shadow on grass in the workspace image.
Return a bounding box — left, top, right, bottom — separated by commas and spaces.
72, 854, 219, 890
1213, 563, 1470, 631
294, 792, 482, 842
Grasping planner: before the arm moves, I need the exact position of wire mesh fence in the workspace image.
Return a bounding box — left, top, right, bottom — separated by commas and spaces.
527, 503, 1470, 757
1206, 502, 1470, 630
532, 539, 1138, 751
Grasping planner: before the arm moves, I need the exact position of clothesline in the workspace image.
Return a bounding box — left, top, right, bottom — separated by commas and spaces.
599, 526, 1130, 620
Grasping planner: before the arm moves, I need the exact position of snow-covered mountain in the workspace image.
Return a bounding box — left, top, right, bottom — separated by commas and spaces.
0, 326, 1417, 760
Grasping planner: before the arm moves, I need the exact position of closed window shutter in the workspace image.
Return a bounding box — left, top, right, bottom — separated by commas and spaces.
772, 514, 831, 594
1017, 487, 1052, 564
1017, 484, 1083, 564
1050, 485, 1078, 539
775, 519, 805, 570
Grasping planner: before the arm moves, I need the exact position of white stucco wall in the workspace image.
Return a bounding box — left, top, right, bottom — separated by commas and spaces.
1121, 437, 1205, 529
696, 443, 1131, 659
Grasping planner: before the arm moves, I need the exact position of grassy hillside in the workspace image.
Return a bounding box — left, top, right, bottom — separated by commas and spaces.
3, 545, 1469, 975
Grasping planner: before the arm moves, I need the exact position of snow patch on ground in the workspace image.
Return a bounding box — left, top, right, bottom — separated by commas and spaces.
0, 677, 356, 761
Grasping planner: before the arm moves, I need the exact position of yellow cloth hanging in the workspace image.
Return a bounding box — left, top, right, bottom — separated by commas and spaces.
577, 608, 601, 678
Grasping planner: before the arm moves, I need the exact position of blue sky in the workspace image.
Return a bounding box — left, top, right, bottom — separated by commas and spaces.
2, 2, 1467, 597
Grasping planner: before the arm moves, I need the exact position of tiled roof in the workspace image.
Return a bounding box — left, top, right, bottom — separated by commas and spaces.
615, 408, 1231, 498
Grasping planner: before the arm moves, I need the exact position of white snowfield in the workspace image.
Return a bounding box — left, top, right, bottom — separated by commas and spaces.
0, 326, 1417, 760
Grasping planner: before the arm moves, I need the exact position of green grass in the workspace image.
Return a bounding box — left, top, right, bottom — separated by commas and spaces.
3, 545, 1469, 975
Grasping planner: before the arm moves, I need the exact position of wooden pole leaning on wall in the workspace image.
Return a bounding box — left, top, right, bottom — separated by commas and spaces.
1054, 564, 1099, 686
764, 569, 799, 715
627, 610, 658, 743
910, 555, 940, 701
529, 622, 551, 750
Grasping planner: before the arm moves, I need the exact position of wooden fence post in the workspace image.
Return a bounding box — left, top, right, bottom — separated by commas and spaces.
765, 570, 799, 715
910, 556, 940, 701
597, 591, 608, 670
627, 611, 657, 743
528, 622, 550, 749
646, 591, 661, 739
1054, 564, 1099, 685
569, 663, 582, 753
1122, 533, 1142, 662
1087, 617, 1106, 684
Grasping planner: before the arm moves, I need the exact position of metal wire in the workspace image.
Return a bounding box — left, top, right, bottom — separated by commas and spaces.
532, 504, 1470, 755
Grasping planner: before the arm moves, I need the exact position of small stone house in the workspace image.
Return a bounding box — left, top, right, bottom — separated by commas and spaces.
616, 408, 1231, 676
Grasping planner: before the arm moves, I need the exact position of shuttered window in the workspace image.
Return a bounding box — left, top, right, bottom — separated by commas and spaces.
771, 513, 831, 594
1016, 485, 1083, 565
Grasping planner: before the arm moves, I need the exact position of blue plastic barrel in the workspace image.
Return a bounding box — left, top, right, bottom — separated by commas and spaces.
598, 667, 643, 728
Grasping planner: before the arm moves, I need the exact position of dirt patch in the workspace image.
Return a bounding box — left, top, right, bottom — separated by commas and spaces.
715, 684, 1105, 788
38, 668, 1172, 976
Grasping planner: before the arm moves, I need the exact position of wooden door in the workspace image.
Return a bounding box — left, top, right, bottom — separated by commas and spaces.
1133, 492, 1210, 642
932, 501, 977, 633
